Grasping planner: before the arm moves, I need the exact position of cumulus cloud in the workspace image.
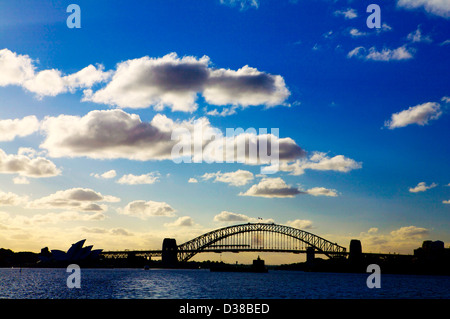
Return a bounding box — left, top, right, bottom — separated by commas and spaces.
443, 200, 450, 204
213, 211, 274, 223
390, 225, 429, 239
303, 187, 338, 197
334, 8, 358, 19
202, 65, 290, 108
110, 228, 134, 236
385, 102, 442, 129
83, 53, 289, 112
356, 225, 430, 253
219, 0, 259, 10
0, 210, 105, 226
201, 169, 254, 186
240, 177, 301, 198
188, 178, 198, 183
118, 200, 176, 219
349, 28, 367, 37
164, 216, 194, 227
0, 49, 110, 98
348, 46, 414, 61
240, 177, 339, 199
91, 169, 117, 179
27, 188, 120, 212
117, 172, 160, 185
407, 26, 433, 43
12, 176, 30, 184
0, 191, 28, 206
0, 148, 61, 178
40, 110, 182, 161
409, 182, 437, 193
205, 106, 237, 117
264, 152, 361, 176
397, 0, 450, 18
40, 109, 305, 168
0, 49, 35, 86
286, 219, 313, 230
0, 116, 40, 141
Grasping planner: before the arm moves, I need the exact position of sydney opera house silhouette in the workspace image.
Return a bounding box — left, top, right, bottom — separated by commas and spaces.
39, 239, 102, 265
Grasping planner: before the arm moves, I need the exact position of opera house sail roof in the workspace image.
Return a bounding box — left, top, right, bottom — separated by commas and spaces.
39, 239, 103, 264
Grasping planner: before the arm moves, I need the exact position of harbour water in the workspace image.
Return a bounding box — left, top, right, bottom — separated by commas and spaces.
0, 268, 449, 299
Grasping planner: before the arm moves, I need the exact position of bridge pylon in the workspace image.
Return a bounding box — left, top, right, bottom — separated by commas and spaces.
162, 238, 178, 267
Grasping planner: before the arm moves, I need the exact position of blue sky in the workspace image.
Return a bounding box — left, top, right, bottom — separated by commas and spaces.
0, 0, 449, 262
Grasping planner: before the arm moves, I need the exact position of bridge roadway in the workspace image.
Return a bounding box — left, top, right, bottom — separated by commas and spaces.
100, 249, 411, 260
101, 248, 347, 258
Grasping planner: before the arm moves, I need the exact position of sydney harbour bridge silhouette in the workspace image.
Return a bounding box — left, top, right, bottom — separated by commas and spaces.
101, 222, 364, 265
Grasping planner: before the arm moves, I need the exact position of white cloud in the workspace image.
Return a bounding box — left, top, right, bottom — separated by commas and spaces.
23, 69, 67, 97
220, 0, 259, 10
240, 177, 301, 198
203, 65, 290, 108
409, 182, 437, 193
12, 176, 30, 184
443, 199, 450, 204
40, 109, 305, 166
441, 96, 450, 103
266, 152, 361, 176
91, 169, 117, 179
407, 26, 432, 43
0, 210, 105, 226
213, 211, 274, 223
118, 200, 176, 219
355, 225, 430, 254
205, 106, 237, 117
0, 49, 35, 86
83, 53, 290, 112
390, 225, 429, 239
349, 28, 367, 37
334, 8, 358, 19
0, 49, 110, 98
188, 177, 198, 183
397, 0, 450, 18
201, 169, 254, 186
240, 177, 339, 199
117, 172, 160, 185
381, 23, 393, 32
164, 216, 194, 227
348, 46, 414, 61
0, 148, 61, 178
0, 116, 40, 141
286, 219, 313, 230
27, 188, 120, 212
385, 102, 442, 129
214, 211, 252, 222
40, 109, 187, 161
64, 64, 112, 92
110, 228, 133, 236
303, 187, 338, 197
0, 191, 28, 206
440, 39, 450, 46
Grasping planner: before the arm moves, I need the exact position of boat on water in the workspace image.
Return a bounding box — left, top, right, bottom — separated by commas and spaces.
210, 256, 268, 273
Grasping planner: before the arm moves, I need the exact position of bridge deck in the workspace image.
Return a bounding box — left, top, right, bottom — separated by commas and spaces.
101, 248, 351, 258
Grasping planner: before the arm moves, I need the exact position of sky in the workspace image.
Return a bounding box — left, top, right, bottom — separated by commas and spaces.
0, 0, 449, 263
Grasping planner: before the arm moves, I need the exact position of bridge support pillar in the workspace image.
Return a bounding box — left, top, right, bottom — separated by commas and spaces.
306, 247, 315, 265
162, 238, 178, 267
349, 239, 362, 263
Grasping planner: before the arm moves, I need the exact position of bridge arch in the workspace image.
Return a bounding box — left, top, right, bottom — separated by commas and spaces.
177, 223, 346, 262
